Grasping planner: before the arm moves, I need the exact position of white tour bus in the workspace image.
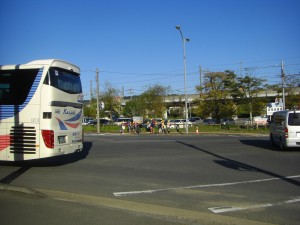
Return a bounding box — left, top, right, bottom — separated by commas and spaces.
269, 110, 300, 150
0, 59, 83, 161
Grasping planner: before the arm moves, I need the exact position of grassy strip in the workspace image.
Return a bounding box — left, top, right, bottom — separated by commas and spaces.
83, 124, 269, 134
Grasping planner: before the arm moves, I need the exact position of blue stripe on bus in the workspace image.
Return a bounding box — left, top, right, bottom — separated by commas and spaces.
56, 117, 68, 130
64, 110, 82, 122
0, 68, 43, 120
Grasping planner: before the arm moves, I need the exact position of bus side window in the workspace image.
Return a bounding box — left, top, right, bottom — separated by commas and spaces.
44, 72, 50, 85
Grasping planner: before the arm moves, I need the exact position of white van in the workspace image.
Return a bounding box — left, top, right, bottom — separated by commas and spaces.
269, 110, 300, 149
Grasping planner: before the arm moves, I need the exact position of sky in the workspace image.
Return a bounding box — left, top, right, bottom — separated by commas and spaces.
1, 0, 300, 99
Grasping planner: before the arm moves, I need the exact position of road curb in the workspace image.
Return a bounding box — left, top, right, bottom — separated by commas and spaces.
37, 188, 276, 225
0, 183, 47, 197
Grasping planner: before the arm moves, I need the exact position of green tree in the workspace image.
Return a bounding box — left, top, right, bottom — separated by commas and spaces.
285, 79, 300, 110
196, 71, 237, 120
83, 98, 97, 118
141, 84, 171, 118
235, 75, 266, 123
122, 84, 170, 119
122, 97, 147, 117
100, 82, 120, 119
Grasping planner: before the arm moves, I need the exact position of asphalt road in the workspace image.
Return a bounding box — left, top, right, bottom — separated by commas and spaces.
0, 133, 300, 225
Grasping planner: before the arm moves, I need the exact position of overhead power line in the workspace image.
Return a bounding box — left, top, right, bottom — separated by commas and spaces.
101, 70, 183, 76
81, 60, 300, 96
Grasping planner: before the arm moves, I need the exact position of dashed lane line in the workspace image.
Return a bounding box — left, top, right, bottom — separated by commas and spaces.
36, 188, 275, 225
113, 175, 300, 197
208, 196, 300, 213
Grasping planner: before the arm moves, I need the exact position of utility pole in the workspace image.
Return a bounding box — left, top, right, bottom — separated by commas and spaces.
199, 65, 202, 97
96, 68, 100, 133
240, 61, 243, 77
281, 60, 286, 110
120, 86, 125, 115
90, 80, 93, 105
128, 88, 134, 99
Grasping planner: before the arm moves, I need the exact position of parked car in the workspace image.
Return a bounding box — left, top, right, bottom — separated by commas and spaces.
188, 118, 197, 125
244, 117, 268, 126
88, 119, 97, 125
220, 118, 235, 125
182, 119, 194, 126
253, 116, 268, 126
190, 117, 202, 124
202, 118, 217, 125
98, 119, 110, 125
168, 119, 177, 129
170, 119, 184, 128
82, 117, 96, 125
114, 117, 132, 126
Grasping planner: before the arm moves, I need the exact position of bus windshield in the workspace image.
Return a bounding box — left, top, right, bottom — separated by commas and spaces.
44, 67, 82, 94
0, 69, 40, 105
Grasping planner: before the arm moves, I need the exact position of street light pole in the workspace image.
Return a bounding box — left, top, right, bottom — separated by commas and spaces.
176, 25, 190, 134
96, 68, 100, 133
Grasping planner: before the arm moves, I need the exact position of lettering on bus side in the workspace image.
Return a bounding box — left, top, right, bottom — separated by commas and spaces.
31, 118, 40, 123
72, 131, 81, 136
72, 131, 82, 143
63, 108, 75, 115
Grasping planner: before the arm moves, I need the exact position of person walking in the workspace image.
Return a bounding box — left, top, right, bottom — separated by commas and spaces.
161, 120, 166, 134
166, 120, 171, 134
150, 119, 155, 134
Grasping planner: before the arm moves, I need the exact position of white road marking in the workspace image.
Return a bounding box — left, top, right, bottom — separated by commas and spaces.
208, 196, 300, 213
113, 175, 300, 197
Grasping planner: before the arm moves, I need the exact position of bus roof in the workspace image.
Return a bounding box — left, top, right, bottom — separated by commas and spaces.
0, 59, 80, 74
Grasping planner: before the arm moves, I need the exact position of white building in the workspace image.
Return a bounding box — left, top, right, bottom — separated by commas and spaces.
267, 98, 284, 117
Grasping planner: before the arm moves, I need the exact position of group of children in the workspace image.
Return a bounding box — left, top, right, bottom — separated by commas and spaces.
146, 119, 171, 134
120, 119, 172, 134
120, 122, 142, 134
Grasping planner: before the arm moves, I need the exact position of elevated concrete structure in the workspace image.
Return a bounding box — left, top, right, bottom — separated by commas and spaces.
123, 88, 300, 105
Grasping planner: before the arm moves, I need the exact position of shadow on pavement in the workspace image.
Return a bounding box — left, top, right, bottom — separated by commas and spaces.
0, 142, 92, 184
176, 141, 300, 187
240, 139, 300, 152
